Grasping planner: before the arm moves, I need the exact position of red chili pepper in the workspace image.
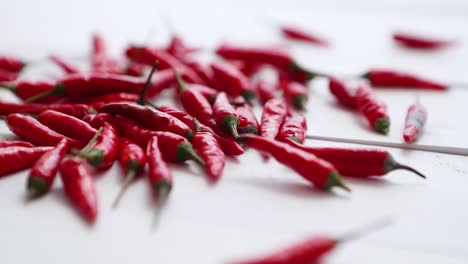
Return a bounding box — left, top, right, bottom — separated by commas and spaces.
38, 110, 97, 142
6, 113, 84, 148
256, 80, 277, 105
175, 71, 216, 129
75, 122, 119, 170
151, 131, 204, 166
186, 60, 214, 87
49, 55, 80, 74
84, 92, 139, 111
0, 101, 91, 118
0, 140, 33, 148
99, 102, 195, 139
0, 55, 25, 73
240, 135, 350, 191
235, 102, 259, 134
392, 32, 455, 50
355, 83, 390, 134
363, 69, 447, 91
277, 114, 307, 144
60, 157, 98, 223
91, 33, 107, 69
0, 146, 52, 177
146, 136, 172, 201
211, 61, 254, 100
166, 35, 200, 62
281, 25, 329, 46
27, 139, 70, 198
229, 60, 264, 78
9, 80, 61, 104
403, 102, 427, 143
192, 131, 225, 181
281, 81, 308, 110
259, 99, 289, 139
177, 83, 218, 103
328, 77, 358, 109
286, 139, 425, 178
213, 92, 240, 137
198, 124, 244, 156
112, 137, 147, 208
0, 68, 18, 82
125, 62, 146, 77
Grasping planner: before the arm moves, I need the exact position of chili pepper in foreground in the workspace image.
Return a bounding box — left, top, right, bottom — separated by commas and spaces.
6, 113, 84, 148
235, 102, 259, 134
403, 102, 427, 143
0, 68, 18, 82
328, 77, 357, 109
100, 103, 195, 139
239, 135, 350, 191
60, 157, 98, 223
355, 83, 390, 134
362, 69, 447, 91
213, 92, 240, 138
192, 131, 225, 181
210, 61, 255, 100
277, 114, 307, 144
112, 137, 147, 208
0, 140, 33, 148
281, 25, 329, 46
49, 55, 80, 74
0, 146, 52, 177
392, 32, 455, 50
27, 139, 70, 198
281, 81, 308, 110
0, 101, 91, 118
38, 110, 97, 142
256, 80, 277, 105
285, 139, 425, 178
260, 99, 289, 139
147, 136, 172, 201
0, 55, 25, 73
74, 122, 118, 170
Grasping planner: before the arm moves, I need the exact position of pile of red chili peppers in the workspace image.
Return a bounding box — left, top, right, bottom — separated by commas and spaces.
0, 27, 438, 262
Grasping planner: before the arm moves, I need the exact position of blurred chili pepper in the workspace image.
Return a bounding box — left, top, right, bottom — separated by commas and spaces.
403, 102, 427, 143
211, 61, 255, 100
213, 92, 240, 137
281, 81, 308, 110
235, 102, 259, 134
392, 32, 455, 50
0, 55, 25, 73
0, 140, 33, 148
355, 82, 390, 134
146, 136, 172, 201
363, 69, 447, 91
328, 77, 358, 109
0, 68, 18, 82
256, 80, 277, 105
192, 131, 225, 181
0, 101, 91, 118
277, 114, 307, 144
259, 99, 289, 139
0, 146, 52, 177
38, 110, 97, 142
49, 55, 80, 74
281, 25, 329, 46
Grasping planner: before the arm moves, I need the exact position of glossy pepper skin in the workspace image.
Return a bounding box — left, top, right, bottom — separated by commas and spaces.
281, 25, 330, 46
235, 102, 259, 135
151, 131, 204, 166
403, 102, 427, 143
0, 146, 52, 177
240, 135, 350, 191
213, 92, 240, 137
328, 78, 357, 109
355, 83, 390, 134
192, 131, 225, 181
210, 61, 254, 100
256, 80, 277, 105
80, 122, 119, 170
0, 101, 91, 118
199, 124, 244, 156
118, 137, 146, 178
60, 157, 98, 223
99, 102, 194, 140
13, 80, 61, 104
363, 69, 447, 91
0, 55, 25, 73
146, 136, 172, 200
392, 32, 455, 50
0, 69, 18, 82
6, 113, 84, 148
83, 93, 139, 111
0, 140, 33, 148
27, 139, 70, 198
259, 99, 289, 139
286, 139, 425, 178
281, 81, 308, 110
277, 114, 307, 144
38, 110, 97, 142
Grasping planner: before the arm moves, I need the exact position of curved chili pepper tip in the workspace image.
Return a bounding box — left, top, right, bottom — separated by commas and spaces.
375, 117, 390, 134
176, 142, 205, 167
384, 154, 426, 179
27, 177, 48, 198
324, 171, 351, 192
294, 94, 308, 111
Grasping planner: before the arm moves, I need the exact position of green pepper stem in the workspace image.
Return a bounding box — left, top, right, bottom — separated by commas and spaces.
137, 61, 159, 105
81, 127, 104, 153
112, 170, 137, 209
173, 69, 187, 92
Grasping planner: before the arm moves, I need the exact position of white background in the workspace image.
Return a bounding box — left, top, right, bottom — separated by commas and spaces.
1, 1, 468, 263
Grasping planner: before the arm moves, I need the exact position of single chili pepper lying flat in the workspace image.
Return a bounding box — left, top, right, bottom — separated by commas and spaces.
0, 140, 34, 148
3, 80, 61, 104
392, 32, 456, 50
113, 137, 147, 208
0, 68, 18, 82
277, 114, 307, 144
235, 102, 259, 135
280, 81, 308, 110
0, 101, 91, 118
256, 80, 277, 105
286, 139, 425, 178
239, 135, 350, 191
0, 146, 52, 177
362, 69, 447, 91
210, 61, 255, 100
192, 131, 225, 181
38, 110, 97, 142
27, 138, 70, 198
403, 102, 427, 143
60, 157, 98, 223
328, 77, 358, 109
49, 55, 80, 74
99, 102, 195, 140
6, 113, 85, 148
259, 99, 289, 139
355, 83, 390, 134
147, 136, 172, 201
0, 55, 25, 73
281, 25, 330, 46
213, 92, 240, 138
